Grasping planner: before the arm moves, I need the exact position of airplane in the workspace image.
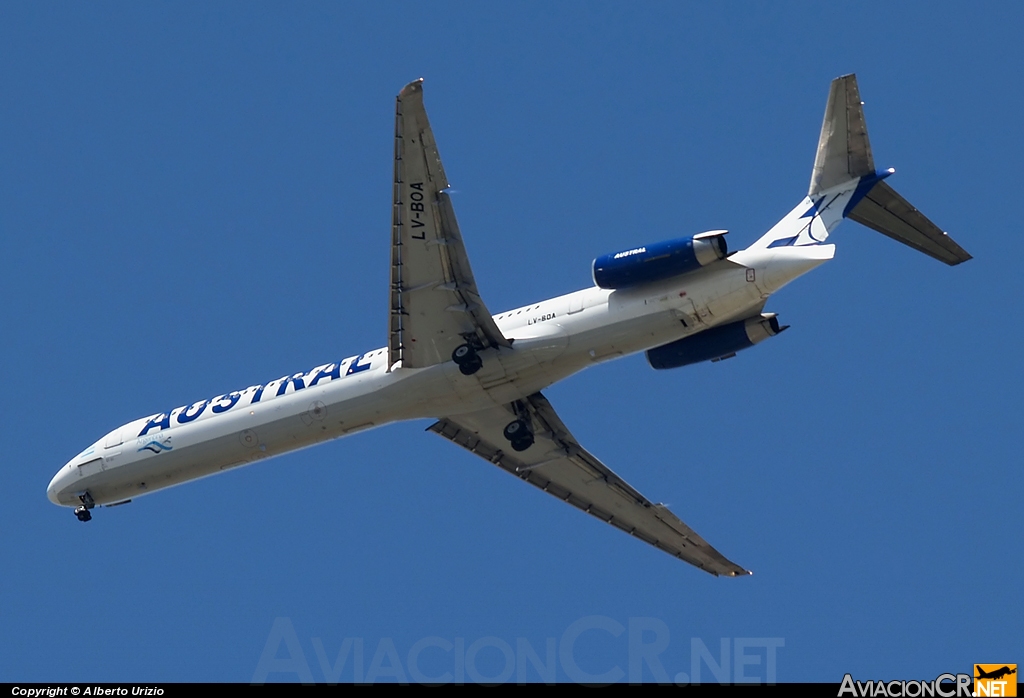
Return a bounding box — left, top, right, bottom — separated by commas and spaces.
975, 666, 1017, 681
47, 74, 970, 577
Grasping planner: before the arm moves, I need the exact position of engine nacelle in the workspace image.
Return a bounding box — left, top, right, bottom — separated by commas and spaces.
592, 231, 728, 290
646, 314, 787, 370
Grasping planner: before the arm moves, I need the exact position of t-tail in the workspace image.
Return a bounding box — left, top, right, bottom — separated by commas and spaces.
745, 74, 971, 265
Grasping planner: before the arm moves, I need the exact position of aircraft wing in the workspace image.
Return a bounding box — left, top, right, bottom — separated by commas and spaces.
389, 79, 510, 370
428, 392, 751, 576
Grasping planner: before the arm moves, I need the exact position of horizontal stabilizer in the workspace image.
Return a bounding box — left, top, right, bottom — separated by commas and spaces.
848, 180, 972, 265
810, 75, 875, 195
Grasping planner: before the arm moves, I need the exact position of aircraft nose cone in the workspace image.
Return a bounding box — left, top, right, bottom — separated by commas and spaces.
47, 470, 64, 505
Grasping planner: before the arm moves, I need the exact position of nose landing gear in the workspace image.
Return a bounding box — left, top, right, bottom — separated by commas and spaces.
74, 492, 95, 522
452, 343, 483, 376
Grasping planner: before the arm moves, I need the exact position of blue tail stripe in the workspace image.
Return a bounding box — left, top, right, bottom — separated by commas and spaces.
768, 236, 798, 248
843, 170, 893, 218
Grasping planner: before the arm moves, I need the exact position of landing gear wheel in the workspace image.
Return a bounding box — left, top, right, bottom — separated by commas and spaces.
75, 492, 95, 522
503, 419, 530, 441
452, 344, 475, 364
452, 344, 483, 376
458, 354, 483, 376
511, 435, 534, 452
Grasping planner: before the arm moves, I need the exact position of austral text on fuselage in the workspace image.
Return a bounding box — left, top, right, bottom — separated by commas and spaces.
137, 354, 374, 437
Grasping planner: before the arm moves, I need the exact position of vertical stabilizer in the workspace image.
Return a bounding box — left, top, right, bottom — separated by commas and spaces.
745, 73, 971, 265
809, 75, 875, 196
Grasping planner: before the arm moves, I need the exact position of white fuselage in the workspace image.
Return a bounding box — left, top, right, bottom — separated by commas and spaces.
46, 245, 830, 509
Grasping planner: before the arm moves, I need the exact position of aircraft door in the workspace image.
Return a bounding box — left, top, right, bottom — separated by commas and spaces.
104, 429, 122, 449
77, 458, 104, 478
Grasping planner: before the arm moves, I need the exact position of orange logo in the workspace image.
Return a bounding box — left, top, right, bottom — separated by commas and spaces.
975, 665, 1017, 697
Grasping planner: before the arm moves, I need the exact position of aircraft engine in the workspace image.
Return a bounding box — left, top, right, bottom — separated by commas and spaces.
592, 231, 728, 290
646, 314, 787, 370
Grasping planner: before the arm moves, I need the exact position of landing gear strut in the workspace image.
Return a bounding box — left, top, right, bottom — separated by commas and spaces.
452, 343, 483, 376
75, 492, 95, 522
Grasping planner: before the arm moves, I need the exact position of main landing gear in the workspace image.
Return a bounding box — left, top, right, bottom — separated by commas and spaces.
503, 419, 534, 452
452, 343, 483, 376
503, 402, 535, 452
74, 492, 95, 522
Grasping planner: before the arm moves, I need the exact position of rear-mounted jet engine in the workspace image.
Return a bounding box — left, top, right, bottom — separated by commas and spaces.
592, 231, 729, 290
646, 314, 788, 369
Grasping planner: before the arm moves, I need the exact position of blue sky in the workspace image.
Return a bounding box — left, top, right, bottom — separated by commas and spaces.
1, 2, 1020, 683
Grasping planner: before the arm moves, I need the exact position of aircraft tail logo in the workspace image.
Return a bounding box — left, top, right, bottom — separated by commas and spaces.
746, 74, 970, 265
